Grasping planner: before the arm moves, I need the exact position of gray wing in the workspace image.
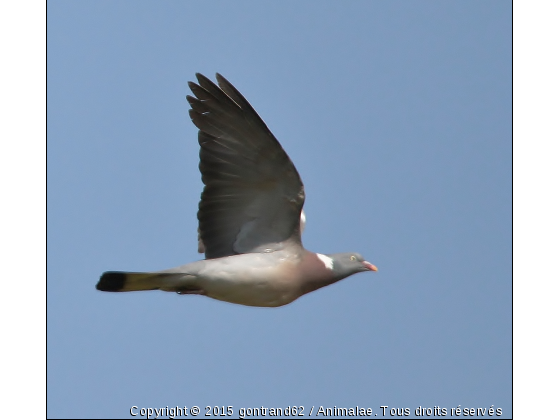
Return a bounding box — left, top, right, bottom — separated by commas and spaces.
187, 73, 305, 259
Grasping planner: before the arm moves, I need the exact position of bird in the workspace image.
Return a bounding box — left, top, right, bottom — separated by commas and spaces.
96, 73, 377, 307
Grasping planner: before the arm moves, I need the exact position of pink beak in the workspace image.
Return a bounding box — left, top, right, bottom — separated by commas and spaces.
362, 261, 378, 271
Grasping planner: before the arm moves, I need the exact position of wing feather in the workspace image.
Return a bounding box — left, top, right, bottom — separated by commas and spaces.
188, 73, 305, 259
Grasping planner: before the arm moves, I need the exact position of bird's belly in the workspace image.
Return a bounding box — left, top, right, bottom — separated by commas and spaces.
199, 271, 300, 307
192, 252, 304, 307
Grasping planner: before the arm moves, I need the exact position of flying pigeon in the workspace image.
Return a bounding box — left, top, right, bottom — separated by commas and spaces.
96, 73, 377, 307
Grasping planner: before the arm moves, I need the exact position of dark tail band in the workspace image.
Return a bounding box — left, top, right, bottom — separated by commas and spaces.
96, 271, 127, 292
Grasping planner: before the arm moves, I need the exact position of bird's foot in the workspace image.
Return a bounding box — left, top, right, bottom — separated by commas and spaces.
176, 289, 205, 295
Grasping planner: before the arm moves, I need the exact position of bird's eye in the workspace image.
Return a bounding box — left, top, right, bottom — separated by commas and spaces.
350, 256, 356, 261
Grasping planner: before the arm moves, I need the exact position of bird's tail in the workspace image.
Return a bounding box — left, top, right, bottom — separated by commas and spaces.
96, 271, 190, 292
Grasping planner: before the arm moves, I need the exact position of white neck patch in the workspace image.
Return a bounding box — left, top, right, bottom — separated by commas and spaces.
316, 253, 334, 270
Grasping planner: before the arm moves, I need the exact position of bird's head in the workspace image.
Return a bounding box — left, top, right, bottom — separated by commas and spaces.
326, 252, 377, 280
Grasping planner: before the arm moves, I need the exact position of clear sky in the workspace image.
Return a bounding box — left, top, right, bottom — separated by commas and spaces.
47, 1, 512, 418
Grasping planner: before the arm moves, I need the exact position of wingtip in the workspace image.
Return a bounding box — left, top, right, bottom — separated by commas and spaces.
195, 72, 212, 85
96, 271, 127, 292
186, 95, 197, 106
215, 73, 233, 89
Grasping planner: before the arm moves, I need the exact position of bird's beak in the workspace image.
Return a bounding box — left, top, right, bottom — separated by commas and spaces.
362, 261, 378, 271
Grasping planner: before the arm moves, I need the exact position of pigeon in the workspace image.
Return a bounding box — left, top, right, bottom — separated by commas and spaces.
96, 73, 377, 307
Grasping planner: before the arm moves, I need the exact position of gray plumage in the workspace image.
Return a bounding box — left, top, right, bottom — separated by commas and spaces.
97, 73, 377, 307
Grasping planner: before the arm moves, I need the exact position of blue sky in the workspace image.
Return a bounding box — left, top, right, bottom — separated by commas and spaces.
47, 2, 512, 418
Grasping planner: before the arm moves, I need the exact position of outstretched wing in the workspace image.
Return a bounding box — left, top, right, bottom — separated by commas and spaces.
188, 73, 305, 259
